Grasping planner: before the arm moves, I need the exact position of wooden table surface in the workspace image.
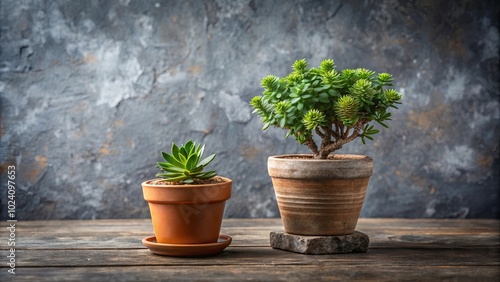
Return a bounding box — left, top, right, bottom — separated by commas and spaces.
1, 218, 499, 281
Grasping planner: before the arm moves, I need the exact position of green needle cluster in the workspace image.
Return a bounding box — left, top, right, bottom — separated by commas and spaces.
334, 96, 360, 127
303, 109, 326, 130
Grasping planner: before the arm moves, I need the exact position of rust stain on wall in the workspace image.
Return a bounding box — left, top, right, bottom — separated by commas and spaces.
26, 155, 48, 183
99, 143, 111, 155
477, 155, 494, 167
83, 53, 97, 64
188, 65, 202, 75
240, 145, 263, 160
408, 103, 452, 131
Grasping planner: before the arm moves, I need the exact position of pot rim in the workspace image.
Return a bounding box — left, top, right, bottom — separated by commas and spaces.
141, 176, 232, 203
268, 154, 373, 179
269, 154, 373, 162
141, 176, 232, 188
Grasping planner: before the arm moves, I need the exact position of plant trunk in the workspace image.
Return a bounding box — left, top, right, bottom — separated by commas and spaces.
315, 150, 330, 159
314, 123, 363, 159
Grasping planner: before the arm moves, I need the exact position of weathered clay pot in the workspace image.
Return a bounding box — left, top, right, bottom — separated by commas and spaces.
142, 177, 232, 244
268, 154, 373, 236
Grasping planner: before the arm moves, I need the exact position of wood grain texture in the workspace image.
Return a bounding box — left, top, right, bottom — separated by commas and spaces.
1, 266, 499, 282
0, 218, 499, 281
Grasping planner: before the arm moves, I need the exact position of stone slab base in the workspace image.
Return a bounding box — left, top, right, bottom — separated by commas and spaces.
270, 231, 369, 255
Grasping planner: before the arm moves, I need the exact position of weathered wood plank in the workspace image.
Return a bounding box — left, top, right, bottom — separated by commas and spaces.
3, 247, 498, 267
1, 265, 499, 282
0, 219, 498, 281
357, 218, 500, 229
7, 233, 270, 249
2, 218, 498, 232
3, 232, 498, 250
1, 218, 498, 250
0, 218, 283, 232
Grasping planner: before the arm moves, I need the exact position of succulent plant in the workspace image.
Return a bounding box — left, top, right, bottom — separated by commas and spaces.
250, 58, 402, 159
156, 140, 217, 184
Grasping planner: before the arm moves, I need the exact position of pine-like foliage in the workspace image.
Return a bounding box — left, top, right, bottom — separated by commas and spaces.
250, 59, 402, 159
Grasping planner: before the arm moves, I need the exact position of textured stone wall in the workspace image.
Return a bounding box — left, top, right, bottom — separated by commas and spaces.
1, 0, 498, 219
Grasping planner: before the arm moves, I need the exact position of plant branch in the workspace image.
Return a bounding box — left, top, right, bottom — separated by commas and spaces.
342, 126, 349, 139
331, 123, 342, 140
304, 139, 319, 157
322, 121, 365, 155
336, 122, 347, 139
320, 125, 332, 148
314, 126, 331, 159
333, 124, 340, 138
315, 127, 325, 138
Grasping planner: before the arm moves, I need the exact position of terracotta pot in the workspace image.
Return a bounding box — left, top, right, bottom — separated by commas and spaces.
142, 177, 232, 244
268, 154, 373, 236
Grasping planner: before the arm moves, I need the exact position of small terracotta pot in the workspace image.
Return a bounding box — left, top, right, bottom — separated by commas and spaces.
142, 177, 232, 244
268, 154, 373, 236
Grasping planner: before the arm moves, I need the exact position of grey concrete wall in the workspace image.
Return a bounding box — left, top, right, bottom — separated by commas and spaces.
1, 0, 498, 220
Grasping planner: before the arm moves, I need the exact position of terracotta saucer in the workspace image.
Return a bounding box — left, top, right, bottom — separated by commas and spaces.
142, 235, 232, 257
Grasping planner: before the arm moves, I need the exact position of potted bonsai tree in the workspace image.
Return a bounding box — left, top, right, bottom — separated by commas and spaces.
250, 59, 401, 236
141, 140, 232, 256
